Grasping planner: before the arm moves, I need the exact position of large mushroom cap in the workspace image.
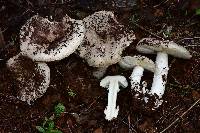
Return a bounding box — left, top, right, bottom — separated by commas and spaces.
119, 55, 155, 72
77, 11, 136, 68
20, 14, 85, 62
136, 38, 192, 59
7, 54, 50, 104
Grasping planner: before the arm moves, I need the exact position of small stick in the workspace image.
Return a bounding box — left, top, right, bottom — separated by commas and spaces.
128, 114, 131, 133
133, 23, 164, 40
176, 37, 200, 43
160, 99, 200, 133
153, 0, 170, 8
0, 28, 5, 48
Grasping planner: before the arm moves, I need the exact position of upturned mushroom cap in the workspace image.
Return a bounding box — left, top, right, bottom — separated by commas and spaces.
77, 11, 136, 68
100, 75, 128, 89
20, 14, 85, 62
7, 54, 50, 104
136, 38, 192, 59
119, 55, 155, 72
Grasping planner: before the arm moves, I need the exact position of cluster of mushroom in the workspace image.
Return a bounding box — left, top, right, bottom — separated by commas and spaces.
6, 11, 135, 105
101, 38, 191, 120
7, 14, 85, 104
6, 10, 192, 121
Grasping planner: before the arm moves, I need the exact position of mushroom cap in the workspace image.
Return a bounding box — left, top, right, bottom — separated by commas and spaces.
100, 75, 128, 89
136, 38, 192, 59
119, 55, 155, 72
7, 53, 50, 104
77, 11, 136, 68
20, 14, 85, 62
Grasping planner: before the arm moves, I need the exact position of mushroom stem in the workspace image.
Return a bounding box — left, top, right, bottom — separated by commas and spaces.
100, 76, 128, 120
130, 66, 144, 94
141, 81, 148, 95
104, 80, 120, 120
150, 52, 169, 99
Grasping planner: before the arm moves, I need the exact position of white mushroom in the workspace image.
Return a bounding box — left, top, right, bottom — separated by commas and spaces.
7, 53, 50, 104
100, 75, 128, 121
136, 38, 192, 107
20, 14, 85, 62
77, 11, 136, 78
119, 55, 155, 96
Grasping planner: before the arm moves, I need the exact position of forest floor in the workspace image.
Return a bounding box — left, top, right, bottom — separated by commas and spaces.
0, 0, 200, 132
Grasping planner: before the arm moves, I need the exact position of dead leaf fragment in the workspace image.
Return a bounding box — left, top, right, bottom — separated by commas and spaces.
94, 128, 103, 133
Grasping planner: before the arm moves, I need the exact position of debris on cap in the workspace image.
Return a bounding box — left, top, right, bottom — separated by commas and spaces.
7, 54, 50, 104
119, 55, 155, 72
136, 38, 192, 59
77, 11, 135, 78
20, 14, 85, 62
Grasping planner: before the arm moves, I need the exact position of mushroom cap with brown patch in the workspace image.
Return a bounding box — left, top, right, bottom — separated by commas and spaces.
136, 38, 192, 59
119, 55, 155, 72
20, 15, 85, 62
7, 54, 50, 104
77, 11, 136, 68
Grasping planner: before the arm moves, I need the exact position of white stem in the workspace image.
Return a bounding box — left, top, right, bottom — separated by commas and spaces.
104, 80, 119, 121
150, 52, 169, 99
130, 66, 144, 93
141, 81, 148, 94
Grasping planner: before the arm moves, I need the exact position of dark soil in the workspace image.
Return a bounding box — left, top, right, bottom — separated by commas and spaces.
0, 0, 200, 132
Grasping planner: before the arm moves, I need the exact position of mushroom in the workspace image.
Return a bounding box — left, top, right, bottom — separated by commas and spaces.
100, 75, 128, 121
136, 38, 192, 106
20, 14, 85, 62
7, 53, 50, 104
118, 55, 155, 96
77, 11, 136, 78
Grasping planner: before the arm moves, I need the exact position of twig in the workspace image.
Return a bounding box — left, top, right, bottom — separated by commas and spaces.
153, 0, 170, 8
132, 23, 164, 40
160, 99, 200, 133
184, 45, 200, 47
79, 96, 101, 115
119, 118, 137, 133
167, 83, 195, 90
0, 28, 5, 48
128, 114, 131, 133
176, 37, 200, 43
67, 120, 73, 133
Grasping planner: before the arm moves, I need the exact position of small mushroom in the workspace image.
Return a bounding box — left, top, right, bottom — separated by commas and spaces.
7, 53, 50, 104
77, 11, 136, 78
100, 75, 128, 121
136, 38, 192, 107
20, 14, 85, 62
119, 55, 155, 96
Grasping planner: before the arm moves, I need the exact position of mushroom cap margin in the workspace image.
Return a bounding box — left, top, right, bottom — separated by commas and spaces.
136, 38, 192, 59
20, 15, 85, 62
119, 55, 155, 72
100, 75, 128, 88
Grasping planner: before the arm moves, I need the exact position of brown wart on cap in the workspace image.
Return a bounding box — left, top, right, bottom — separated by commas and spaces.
7, 54, 50, 104
136, 38, 192, 109
119, 55, 155, 97
77, 11, 136, 78
20, 14, 85, 62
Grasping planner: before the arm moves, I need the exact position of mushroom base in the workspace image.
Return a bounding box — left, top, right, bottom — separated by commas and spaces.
150, 52, 169, 107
